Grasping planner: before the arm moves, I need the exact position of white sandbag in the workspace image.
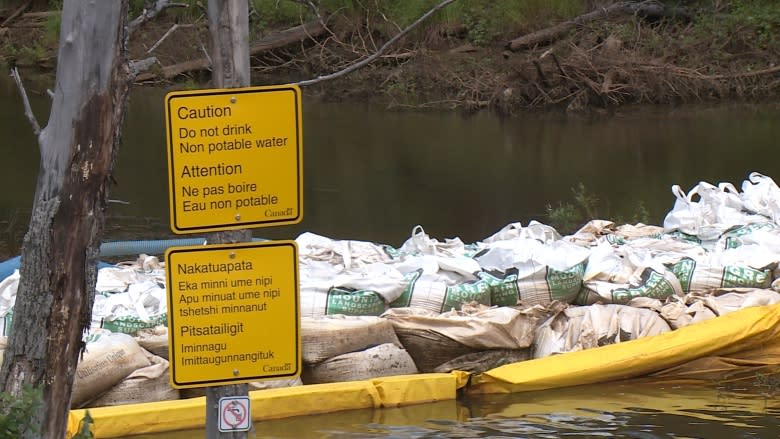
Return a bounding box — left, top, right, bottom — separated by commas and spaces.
384, 305, 543, 350
296, 232, 393, 268
740, 172, 780, 223
717, 222, 779, 250
301, 315, 401, 364
700, 288, 780, 316
93, 280, 168, 335
249, 377, 303, 391
659, 300, 716, 329
390, 266, 491, 313
396, 225, 471, 258
565, 221, 663, 247
481, 221, 561, 245
667, 244, 776, 294
474, 238, 589, 306
580, 267, 683, 305
580, 241, 683, 304
134, 325, 169, 359
299, 261, 408, 317
564, 220, 617, 246
0, 270, 19, 336
663, 181, 766, 240
85, 352, 178, 408
72, 331, 151, 408
300, 284, 389, 317
384, 305, 545, 371
533, 304, 671, 359
301, 343, 418, 384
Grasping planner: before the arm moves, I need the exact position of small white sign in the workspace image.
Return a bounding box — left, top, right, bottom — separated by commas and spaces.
219, 396, 251, 432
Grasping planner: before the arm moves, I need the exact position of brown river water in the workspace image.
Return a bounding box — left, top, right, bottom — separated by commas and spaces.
2, 75, 780, 437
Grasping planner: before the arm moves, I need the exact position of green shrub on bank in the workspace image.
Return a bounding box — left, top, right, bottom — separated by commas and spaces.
547, 183, 651, 235
249, 0, 584, 45
0, 385, 42, 438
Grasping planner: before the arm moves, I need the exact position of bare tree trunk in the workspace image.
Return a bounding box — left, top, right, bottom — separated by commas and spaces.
0, 0, 131, 438
205, 1, 251, 438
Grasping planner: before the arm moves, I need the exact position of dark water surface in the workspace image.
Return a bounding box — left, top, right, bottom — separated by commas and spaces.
2, 76, 780, 437
127, 380, 779, 438
2, 77, 780, 247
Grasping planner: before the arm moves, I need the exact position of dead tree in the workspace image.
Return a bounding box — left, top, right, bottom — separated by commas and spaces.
0, 0, 131, 437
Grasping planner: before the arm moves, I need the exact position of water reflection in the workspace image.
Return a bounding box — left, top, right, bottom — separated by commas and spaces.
2, 75, 780, 248
125, 379, 779, 438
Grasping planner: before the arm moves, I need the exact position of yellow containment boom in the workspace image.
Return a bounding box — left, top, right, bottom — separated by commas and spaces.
67, 303, 780, 438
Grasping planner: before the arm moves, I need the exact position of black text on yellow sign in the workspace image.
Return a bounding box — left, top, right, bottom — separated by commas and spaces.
165, 241, 301, 388
165, 85, 303, 234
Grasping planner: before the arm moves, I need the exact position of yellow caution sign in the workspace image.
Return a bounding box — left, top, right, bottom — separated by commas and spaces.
165, 85, 303, 234
165, 241, 301, 388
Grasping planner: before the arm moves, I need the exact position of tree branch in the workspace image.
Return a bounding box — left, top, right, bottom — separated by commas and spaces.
127, 0, 188, 39
0, 0, 32, 28
146, 23, 193, 54
129, 56, 159, 75
10, 67, 41, 138
296, 0, 456, 87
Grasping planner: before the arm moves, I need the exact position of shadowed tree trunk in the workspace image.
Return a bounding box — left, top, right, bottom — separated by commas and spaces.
0, 0, 131, 437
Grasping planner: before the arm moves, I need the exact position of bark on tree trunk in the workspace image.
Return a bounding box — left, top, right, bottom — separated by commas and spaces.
204, 1, 251, 438
0, 1, 131, 438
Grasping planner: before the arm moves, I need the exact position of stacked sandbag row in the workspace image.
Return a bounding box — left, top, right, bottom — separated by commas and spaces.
0, 330, 178, 409
295, 173, 780, 317
300, 315, 417, 384
297, 221, 591, 318
382, 304, 544, 373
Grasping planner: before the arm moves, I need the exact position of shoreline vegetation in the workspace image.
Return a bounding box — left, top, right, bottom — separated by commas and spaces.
0, 0, 778, 115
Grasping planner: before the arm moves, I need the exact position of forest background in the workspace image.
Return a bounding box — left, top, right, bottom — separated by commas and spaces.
1, 0, 778, 114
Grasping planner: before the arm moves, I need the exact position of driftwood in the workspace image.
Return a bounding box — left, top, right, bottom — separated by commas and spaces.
506, 0, 691, 51
134, 19, 325, 82
0, 0, 31, 28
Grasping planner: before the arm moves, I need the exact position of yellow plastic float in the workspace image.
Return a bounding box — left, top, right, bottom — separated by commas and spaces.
66, 302, 780, 438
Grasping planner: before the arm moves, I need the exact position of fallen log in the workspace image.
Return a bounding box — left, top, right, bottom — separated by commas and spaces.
506, 0, 691, 52
0, 0, 31, 28
135, 20, 325, 82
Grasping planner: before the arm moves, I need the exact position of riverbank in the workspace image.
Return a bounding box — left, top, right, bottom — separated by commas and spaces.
1, 1, 778, 115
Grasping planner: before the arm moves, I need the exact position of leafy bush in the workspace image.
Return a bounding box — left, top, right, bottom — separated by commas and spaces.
547, 183, 651, 235
0, 385, 42, 438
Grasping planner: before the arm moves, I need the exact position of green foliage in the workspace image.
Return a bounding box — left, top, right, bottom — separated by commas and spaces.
44, 8, 61, 44
0, 385, 42, 438
72, 411, 95, 439
251, 0, 310, 32
547, 183, 651, 235
690, 0, 779, 50
729, 0, 779, 46
546, 183, 599, 234
249, 0, 583, 44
